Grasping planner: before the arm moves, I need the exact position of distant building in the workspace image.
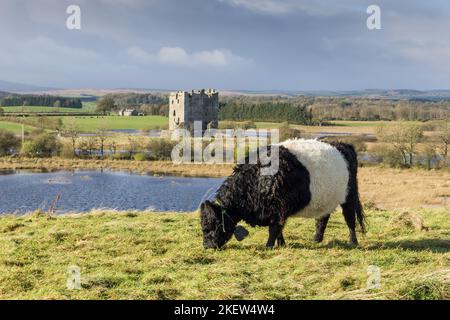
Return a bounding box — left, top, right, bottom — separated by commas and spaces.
118, 108, 139, 116
169, 89, 219, 131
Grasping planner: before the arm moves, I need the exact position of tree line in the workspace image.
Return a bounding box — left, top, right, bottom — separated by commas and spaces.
220, 95, 450, 122
0, 94, 82, 108
218, 101, 314, 124
94, 93, 450, 122
109, 93, 168, 107
95, 93, 169, 116
311, 98, 450, 121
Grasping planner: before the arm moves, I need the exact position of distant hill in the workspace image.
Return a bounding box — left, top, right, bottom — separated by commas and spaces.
0, 91, 10, 99
228, 89, 450, 101
2, 81, 450, 102
0, 80, 55, 93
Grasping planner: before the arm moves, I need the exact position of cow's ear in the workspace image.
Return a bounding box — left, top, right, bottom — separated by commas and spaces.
234, 225, 249, 241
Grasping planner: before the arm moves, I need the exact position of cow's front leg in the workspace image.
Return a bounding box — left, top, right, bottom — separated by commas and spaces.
266, 224, 283, 249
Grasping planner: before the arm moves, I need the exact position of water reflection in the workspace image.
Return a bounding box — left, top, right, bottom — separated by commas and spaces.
0, 170, 224, 214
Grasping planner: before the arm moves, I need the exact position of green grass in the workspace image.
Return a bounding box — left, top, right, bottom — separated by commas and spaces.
80, 101, 97, 112
0, 121, 36, 134
0, 208, 448, 299
1, 102, 96, 114
60, 115, 168, 132
0, 114, 168, 134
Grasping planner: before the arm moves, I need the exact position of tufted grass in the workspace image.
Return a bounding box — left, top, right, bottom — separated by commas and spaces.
0, 207, 448, 300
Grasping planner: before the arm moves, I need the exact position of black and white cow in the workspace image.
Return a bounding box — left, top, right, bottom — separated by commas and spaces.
200, 139, 366, 249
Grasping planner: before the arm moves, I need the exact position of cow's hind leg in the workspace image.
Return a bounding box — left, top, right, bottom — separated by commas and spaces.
266, 224, 284, 249
277, 233, 285, 247
313, 214, 331, 243
341, 203, 358, 245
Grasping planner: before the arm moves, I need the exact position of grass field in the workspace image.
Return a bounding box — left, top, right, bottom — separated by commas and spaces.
80, 101, 97, 112
0, 207, 448, 299
255, 121, 396, 129
255, 121, 379, 134
1, 104, 94, 113
0, 121, 35, 134
330, 121, 396, 127
60, 116, 168, 132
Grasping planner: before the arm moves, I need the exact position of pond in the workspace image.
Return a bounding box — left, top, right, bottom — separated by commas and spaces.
0, 170, 224, 214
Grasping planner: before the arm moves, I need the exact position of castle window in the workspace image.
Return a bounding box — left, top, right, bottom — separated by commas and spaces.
173, 110, 176, 116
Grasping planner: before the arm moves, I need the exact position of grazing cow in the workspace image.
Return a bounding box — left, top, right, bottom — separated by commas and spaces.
200, 139, 366, 249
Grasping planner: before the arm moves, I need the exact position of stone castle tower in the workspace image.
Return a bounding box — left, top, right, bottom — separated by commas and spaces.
169, 89, 219, 131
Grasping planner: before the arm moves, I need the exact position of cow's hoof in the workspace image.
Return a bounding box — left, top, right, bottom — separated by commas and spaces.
313, 235, 323, 243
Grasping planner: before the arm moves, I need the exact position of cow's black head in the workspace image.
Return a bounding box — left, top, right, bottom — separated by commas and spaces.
200, 200, 234, 249
200, 200, 249, 249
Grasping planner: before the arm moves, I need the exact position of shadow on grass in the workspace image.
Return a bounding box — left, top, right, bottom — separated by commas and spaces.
368, 239, 450, 253
223, 238, 450, 253
318, 238, 450, 253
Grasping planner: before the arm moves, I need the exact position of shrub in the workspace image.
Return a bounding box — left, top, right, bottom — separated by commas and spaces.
0, 129, 21, 156
77, 136, 98, 158
110, 153, 130, 160
146, 139, 177, 160
21, 130, 61, 157
372, 145, 405, 168
133, 153, 147, 161
322, 135, 372, 153
278, 122, 302, 141
60, 142, 76, 159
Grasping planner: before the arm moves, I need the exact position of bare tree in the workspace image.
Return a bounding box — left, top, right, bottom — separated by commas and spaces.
421, 144, 438, 170
436, 121, 450, 166
109, 141, 118, 155
127, 137, 140, 158
377, 123, 424, 167
62, 118, 80, 157
96, 122, 110, 158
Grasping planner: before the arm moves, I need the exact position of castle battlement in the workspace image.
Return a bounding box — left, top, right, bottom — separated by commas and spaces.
169, 89, 219, 131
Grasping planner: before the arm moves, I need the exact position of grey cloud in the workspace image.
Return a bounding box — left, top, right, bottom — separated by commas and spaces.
0, 0, 449, 90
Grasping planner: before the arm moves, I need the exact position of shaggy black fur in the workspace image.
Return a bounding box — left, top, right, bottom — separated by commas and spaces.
200, 142, 366, 249
200, 145, 311, 249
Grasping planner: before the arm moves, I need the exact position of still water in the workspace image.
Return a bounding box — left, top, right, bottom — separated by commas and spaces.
0, 170, 224, 214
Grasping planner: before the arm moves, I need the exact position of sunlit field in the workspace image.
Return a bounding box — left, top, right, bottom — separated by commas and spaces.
1, 104, 95, 113
0, 121, 35, 134
0, 207, 448, 300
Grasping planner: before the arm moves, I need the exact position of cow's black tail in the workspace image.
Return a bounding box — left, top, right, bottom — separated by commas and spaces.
355, 194, 366, 234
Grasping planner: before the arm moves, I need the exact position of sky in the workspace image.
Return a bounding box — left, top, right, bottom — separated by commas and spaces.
1, 0, 450, 91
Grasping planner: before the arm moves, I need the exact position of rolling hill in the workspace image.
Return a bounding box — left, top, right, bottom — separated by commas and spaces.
0, 80, 55, 93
